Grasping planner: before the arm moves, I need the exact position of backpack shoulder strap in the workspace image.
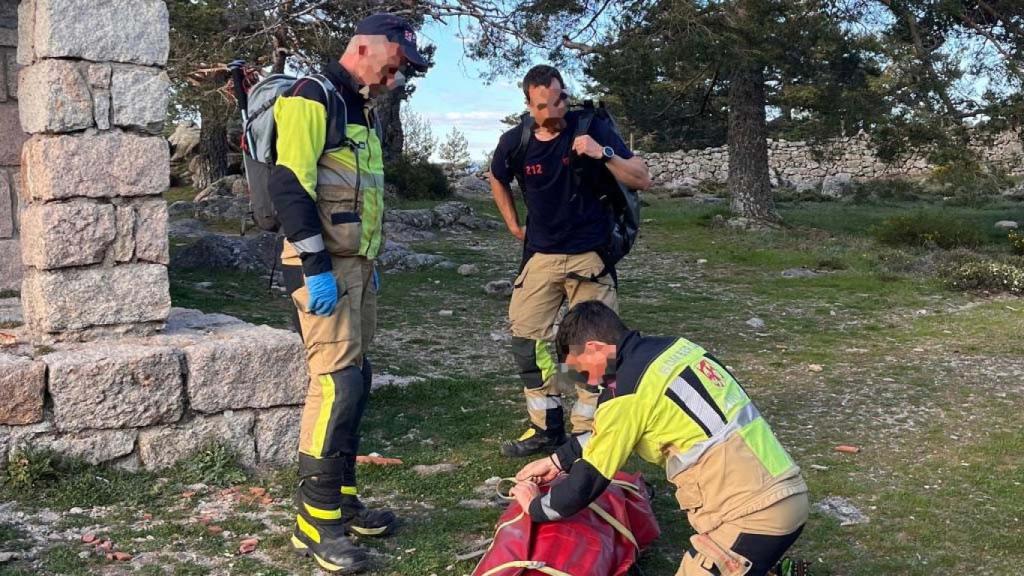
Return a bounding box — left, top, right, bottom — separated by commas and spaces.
307, 74, 353, 151
505, 112, 533, 194
509, 112, 533, 173
571, 102, 597, 189
575, 100, 596, 138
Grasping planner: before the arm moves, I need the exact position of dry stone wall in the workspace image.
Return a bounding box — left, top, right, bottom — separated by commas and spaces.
0, 0, 24, 292
646, 131, 1024, 194
16, 0, 173, 341
0, 1, 311, 471
0, 308, 309, 469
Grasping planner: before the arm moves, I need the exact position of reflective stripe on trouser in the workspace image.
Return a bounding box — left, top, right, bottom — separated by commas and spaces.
676, 493, 808, 576
570, 384, 600, 434
512, 336, 564, 431
284, 254, 377, 498
508, 251, 618, 433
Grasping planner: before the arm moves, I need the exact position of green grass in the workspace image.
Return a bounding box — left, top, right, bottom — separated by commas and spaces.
168, 268, 294, 328
164, 186, 198, 204
4, 195, 1023, 574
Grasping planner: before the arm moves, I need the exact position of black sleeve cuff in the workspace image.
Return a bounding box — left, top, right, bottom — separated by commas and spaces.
528, 497, 554, 523
555, 436, 583, 472
300, 251, 332, 277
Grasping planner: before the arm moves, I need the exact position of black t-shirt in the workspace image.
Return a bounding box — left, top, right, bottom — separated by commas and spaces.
490, 111, 633, 255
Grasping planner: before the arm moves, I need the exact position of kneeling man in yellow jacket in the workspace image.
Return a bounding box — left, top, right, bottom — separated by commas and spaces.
512, 301, 808, 576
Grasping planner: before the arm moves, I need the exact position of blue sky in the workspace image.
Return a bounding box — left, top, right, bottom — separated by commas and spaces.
406, 19, 586, 163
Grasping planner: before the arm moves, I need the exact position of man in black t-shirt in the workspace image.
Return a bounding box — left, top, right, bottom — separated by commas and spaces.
488, 65, 652, 457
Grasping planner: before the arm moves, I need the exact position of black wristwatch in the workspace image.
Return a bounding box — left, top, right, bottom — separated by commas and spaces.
601, 145, 615, 162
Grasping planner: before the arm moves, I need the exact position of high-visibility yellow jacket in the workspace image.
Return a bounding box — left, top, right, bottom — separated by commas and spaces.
534, 331, 807, 534
268, 61, 385, 275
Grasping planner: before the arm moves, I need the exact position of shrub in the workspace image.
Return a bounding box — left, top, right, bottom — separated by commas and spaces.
174, 443, 248, 487
775, 186, 830, 203
872, 212, 983, 250
846, 178, 925, 203
929, 159, 1014, 206
385, 157, 451, 200
1008, 230, 1024, 255
947, 260, 1024, 294
2, 448, 58, 492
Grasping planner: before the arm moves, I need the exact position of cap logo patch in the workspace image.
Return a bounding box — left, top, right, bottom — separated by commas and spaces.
405, 30, 415, 43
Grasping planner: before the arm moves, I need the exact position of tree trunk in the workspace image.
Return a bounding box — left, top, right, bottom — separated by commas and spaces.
727, 63, 780, 224
376, 88, 404, 165
193, 100, 230, 191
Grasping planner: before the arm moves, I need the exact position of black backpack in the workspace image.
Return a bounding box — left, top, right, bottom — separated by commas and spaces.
506, 100, 640, 280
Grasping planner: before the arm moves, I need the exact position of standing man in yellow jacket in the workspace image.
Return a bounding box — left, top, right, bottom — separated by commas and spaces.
269, 14, 428, 574
511, 301, 809, 576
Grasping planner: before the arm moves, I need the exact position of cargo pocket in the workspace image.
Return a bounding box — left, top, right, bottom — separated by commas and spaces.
317, 185, 362, 256
513, 267, 529, 289
290, 277, 356, 375
674, 478, 704, 512
671, 466, 704, 512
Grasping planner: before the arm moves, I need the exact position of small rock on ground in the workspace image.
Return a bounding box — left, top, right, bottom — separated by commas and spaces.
781, 267, 819, 278
484, 280, 514, 297
458, 264, 479, 276
814, 496, 869, 526
411, 463, 460, 476
746, 317, 766, 329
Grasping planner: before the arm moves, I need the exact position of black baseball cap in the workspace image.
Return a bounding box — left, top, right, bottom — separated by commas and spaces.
355, 14, 429, 72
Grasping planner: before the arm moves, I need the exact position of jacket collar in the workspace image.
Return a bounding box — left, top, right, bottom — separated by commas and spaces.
615, 330, 642, 371
325, 60, 366, 103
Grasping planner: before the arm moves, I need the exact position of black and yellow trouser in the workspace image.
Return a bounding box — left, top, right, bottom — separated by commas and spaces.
508, 252, 616, 434
511, 336, 566, 432
283, 260, 376, 509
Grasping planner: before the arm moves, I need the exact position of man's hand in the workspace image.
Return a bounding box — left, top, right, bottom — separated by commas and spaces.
510, 480, 541, 512
515, 455, 560, 484
304, 272, 338, 316
572, 135, 604, 160
511, 225, 526, 242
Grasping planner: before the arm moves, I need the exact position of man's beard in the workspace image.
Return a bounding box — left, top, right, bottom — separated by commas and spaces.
540, 116, 567, 132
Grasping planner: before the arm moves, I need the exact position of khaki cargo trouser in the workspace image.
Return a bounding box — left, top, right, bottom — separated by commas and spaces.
282, 243, 378, 457
508, 251, 617, 434
676, 493, 808, 576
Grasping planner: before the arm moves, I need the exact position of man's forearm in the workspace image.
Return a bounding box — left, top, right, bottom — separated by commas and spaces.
528, 459, 611, 522
607, 155, 653, 190
488, 175, 522, 234
269, 165, 331, 276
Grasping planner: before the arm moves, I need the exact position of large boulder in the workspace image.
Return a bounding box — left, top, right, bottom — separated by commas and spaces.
383, 201, 499, 243
454, 175, 491, 199
168, 122, 200, 161
377, 240, 450, 272
170, 231, 278, 273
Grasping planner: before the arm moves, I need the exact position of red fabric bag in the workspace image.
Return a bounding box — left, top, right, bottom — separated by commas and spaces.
473, 472, 661, 576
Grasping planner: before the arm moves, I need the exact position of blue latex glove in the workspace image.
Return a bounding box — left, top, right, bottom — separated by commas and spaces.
304, 272, 338, 316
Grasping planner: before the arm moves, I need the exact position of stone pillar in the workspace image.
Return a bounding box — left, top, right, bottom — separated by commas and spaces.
16, 0, 171, 342
0, 0, 25, 293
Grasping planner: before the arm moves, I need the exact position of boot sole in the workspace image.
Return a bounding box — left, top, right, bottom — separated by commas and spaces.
346, 521, 397, 537
291, 535, 369, 574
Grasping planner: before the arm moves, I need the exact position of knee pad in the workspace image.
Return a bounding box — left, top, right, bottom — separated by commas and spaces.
511, 337, 544, 389
322, 366, 367, 456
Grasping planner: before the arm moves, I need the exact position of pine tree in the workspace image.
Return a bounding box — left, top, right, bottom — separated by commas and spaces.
439, 127, 471, 176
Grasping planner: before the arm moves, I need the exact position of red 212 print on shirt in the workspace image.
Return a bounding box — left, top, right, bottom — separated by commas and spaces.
525, 163, 543, 176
